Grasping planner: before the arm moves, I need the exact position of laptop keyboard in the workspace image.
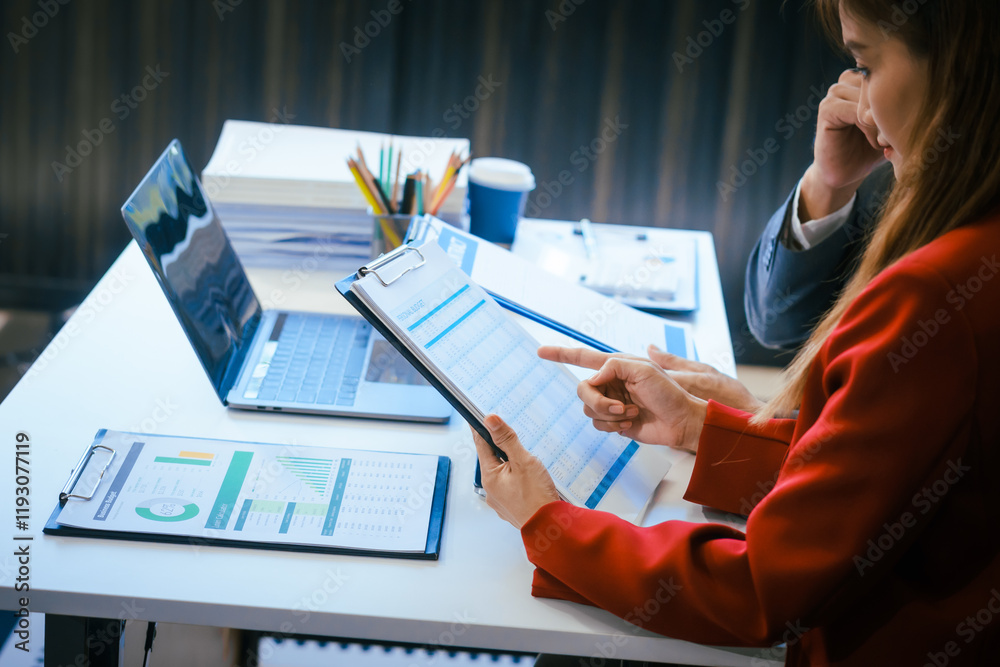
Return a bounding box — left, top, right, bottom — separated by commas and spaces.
243, 314, 371, 407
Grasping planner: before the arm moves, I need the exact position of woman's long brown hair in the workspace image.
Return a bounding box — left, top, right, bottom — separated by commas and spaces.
755, 0, 1000, 424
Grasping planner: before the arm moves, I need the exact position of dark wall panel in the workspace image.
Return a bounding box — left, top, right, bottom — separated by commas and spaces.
0, 0, 848, 364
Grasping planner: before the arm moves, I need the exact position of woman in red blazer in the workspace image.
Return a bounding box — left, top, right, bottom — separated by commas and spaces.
473, 1, 1000, 665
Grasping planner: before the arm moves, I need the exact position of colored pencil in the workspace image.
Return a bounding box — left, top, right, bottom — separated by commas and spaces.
379, 143, 385, 195
347, 158, 384, 214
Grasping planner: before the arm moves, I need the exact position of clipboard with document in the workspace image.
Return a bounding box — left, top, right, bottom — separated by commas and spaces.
44, 429, 450, 560
336, 242, 672, 523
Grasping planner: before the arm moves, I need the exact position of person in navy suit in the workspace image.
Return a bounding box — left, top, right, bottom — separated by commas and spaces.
745, 69, 896, 352
644, 69, 900, 415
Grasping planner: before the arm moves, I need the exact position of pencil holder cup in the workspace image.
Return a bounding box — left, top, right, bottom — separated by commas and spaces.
370, 213, 417, 258
468, 158, 535, 244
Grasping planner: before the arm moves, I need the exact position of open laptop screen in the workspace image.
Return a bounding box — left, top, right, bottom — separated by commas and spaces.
121, 140, 261, 396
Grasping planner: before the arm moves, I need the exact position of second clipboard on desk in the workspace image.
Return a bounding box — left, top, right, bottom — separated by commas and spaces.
336, 242, 672, 523
511, 219, 699, 313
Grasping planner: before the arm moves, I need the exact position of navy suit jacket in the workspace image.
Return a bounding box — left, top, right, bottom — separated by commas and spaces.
744, 164, 895, 350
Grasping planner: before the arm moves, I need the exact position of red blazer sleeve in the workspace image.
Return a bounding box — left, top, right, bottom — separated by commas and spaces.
683, 401, 796, 515
520, 262, 978, 647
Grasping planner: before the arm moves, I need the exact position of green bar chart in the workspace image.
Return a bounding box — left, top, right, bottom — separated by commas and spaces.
275, 456, 333, 494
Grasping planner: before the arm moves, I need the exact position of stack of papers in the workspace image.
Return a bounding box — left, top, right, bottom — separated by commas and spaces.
202, 120, 470, 270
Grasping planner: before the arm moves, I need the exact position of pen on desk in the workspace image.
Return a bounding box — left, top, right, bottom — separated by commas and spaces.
580, 217, 598, 259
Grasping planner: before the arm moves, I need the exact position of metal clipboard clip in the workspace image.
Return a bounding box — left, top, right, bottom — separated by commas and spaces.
359, 245, 426, 287
60, 444, 116, 504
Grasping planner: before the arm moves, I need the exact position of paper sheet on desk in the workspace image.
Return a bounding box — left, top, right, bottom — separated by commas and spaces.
407, 217, 695, 360
512, 220, 699, 313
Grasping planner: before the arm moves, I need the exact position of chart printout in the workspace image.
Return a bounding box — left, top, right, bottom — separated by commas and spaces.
55, 430, 440, 552
379, 263, 639, 509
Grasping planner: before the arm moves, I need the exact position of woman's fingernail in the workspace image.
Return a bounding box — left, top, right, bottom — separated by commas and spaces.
609, 404, 624, 415
485, 415, 501, 431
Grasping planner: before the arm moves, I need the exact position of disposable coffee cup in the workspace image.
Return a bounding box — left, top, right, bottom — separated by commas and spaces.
467, 158, 535, 244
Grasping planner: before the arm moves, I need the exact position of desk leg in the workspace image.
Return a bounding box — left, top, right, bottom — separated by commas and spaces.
44, 615, 124, 667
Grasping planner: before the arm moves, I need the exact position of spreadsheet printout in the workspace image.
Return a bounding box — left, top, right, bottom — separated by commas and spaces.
354, 245, 655, 510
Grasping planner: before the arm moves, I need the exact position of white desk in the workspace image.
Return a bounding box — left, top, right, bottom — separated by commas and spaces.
0, 236, 778, 666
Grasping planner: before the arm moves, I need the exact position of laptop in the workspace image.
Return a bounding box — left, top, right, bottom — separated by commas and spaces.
120, 139, 452, 423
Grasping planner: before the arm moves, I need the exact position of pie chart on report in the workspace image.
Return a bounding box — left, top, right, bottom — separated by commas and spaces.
135, 497, 200, 522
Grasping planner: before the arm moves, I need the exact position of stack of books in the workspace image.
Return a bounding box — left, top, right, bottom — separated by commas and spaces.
201, 120, 470, 271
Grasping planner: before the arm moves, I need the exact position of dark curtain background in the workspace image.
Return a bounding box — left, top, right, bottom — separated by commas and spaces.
0, 0, 848, 365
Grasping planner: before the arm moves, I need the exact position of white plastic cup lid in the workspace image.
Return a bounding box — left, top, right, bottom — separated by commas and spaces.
468, 157, 535, 192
